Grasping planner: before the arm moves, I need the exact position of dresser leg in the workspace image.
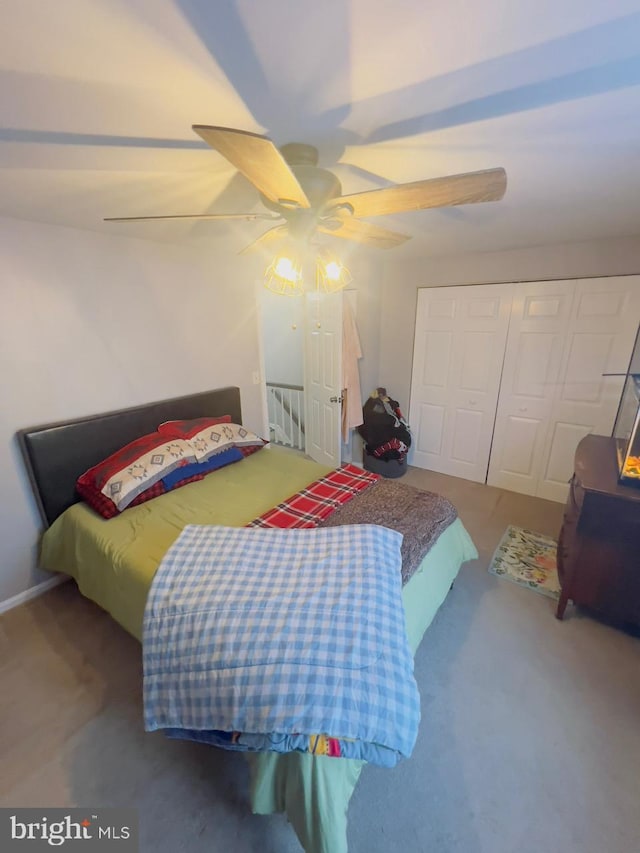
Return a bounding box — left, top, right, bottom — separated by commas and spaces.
556, 590, 569, 620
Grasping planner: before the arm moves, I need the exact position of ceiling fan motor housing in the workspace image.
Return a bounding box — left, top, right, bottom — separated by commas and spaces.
259, 143, 343, 213
278, 142, 319, 166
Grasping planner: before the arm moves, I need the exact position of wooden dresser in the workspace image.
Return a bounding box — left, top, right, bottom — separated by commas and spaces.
556, 434, 640, 625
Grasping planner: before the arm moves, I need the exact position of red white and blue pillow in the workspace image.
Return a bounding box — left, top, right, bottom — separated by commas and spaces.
76, 416, 266, 519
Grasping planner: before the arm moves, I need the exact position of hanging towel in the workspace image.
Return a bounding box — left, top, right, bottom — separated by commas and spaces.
342, 296, 363, 443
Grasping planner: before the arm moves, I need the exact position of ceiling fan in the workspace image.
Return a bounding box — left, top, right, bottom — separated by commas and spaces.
105, 125, 507, 255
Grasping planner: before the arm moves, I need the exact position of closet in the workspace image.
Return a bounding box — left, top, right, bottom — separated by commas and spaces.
408, 276, 640, 502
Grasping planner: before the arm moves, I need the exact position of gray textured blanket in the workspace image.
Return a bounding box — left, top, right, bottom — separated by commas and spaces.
319, 479, 458, 585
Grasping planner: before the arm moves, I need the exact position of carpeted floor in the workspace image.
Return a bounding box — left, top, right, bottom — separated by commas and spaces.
2, 466, 639, 853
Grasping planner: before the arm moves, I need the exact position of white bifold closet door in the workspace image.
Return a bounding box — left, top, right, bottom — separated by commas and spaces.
408, 284, 512, 481
409, 276, 640, 502
488, 277, 640, 501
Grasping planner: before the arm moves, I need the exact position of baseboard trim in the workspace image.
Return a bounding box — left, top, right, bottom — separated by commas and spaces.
0, 574, 69, 615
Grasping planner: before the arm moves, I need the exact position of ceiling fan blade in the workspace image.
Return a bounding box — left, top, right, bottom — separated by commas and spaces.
333, 167, 507, 218
104, 213, 280, 222
318, 217, 410, 249
239, 224, 289, 255
193, 125, 310, 209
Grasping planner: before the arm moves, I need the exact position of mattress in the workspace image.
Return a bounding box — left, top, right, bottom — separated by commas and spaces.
39, 446, 478, 853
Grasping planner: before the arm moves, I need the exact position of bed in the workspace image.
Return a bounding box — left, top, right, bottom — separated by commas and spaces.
18, 386, 477, 853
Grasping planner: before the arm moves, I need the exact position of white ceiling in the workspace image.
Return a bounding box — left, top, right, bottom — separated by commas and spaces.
2, 0, 640, 258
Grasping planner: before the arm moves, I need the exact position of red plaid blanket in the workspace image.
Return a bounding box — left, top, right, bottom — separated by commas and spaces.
247, 463, 379, 529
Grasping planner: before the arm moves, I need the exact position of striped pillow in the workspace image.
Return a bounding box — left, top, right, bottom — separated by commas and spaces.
77, 432, 196, 512
158, 419, 266, 462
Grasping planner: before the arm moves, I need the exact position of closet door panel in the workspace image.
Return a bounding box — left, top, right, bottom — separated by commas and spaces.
498, 415, 541, 477
487, 281, 575, 495
415, 402, 446, 455
538, 277, 640, 502
409, 284, 512, 481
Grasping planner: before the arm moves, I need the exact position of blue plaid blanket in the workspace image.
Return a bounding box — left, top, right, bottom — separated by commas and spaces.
143, 524, 420, 767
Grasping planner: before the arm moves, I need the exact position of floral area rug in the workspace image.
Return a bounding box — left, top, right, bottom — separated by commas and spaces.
488, 525, 560, 600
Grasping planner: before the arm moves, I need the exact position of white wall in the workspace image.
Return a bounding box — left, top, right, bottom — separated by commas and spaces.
259, 289, 305, 387
378, 235, 640, 414
0, 217, 264, 603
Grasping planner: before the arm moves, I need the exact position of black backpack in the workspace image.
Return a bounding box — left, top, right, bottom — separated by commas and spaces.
358, 389, 411, 460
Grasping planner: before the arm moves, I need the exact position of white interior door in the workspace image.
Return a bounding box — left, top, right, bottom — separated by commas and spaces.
537, 277, 640, 501
487, 281, 575, 496
304, 291, 343, 467
409, 284, 512, 481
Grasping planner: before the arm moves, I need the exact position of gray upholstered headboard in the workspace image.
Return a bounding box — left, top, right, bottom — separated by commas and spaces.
17, 386, 242, 528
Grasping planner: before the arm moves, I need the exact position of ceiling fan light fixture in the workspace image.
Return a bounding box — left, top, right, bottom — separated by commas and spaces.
264, 252, 304, 296
324, 261, 342, 280
274, 256, 299, 281
316, 249, 352, 294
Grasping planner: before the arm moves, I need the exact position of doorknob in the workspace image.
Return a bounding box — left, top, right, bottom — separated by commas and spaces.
330, 395, 344, 403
